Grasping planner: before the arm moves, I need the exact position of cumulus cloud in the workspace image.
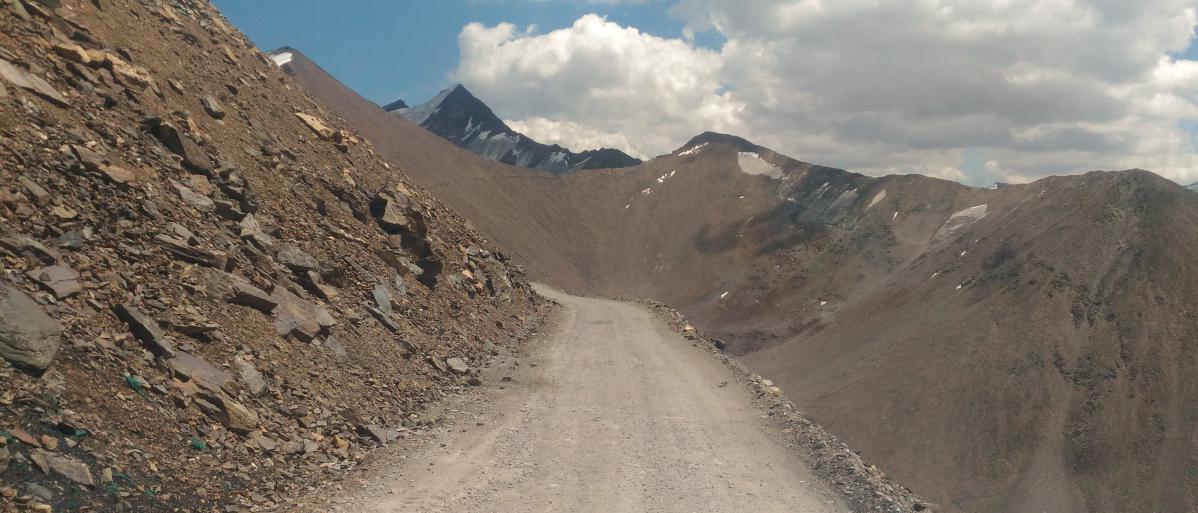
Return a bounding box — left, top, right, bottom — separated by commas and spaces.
454, 1, 1198, 184
453, 14, 741, 159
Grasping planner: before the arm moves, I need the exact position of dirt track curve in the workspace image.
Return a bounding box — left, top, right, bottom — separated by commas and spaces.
326, 287, 846, 513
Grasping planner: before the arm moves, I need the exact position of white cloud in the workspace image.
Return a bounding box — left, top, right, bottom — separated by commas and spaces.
453, 14, 741, 160
454, 2, 1198, 184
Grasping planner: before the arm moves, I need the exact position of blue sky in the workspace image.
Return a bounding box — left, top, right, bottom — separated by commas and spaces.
213, 0, 716, 106
213, 1, 1198, 185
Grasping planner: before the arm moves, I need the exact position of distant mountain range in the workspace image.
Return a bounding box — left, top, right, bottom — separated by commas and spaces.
387, 84, 641, 174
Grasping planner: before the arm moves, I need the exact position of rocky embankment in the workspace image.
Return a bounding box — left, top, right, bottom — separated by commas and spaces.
0, 1, 549, 512
642, 300, 935, 513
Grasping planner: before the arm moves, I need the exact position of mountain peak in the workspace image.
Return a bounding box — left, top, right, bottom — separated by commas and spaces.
390, 85, 641, 173
381, 98, 408, 112
677, 132, 764, 154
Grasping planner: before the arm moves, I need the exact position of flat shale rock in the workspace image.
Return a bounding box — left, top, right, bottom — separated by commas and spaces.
0, 285, 62, 370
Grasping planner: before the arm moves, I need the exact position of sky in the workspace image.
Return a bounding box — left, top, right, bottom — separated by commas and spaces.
215, 0, 1198, 186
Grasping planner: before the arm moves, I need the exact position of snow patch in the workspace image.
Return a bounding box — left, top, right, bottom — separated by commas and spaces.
271, 52, 293, 66
933, 204, 988, 242
719, 291, 729, 299
736, 152, 782, 179
867, 190, 887, 209
892, 211, 899, 221
678, 142, 708, 157
641, 187, 653, 195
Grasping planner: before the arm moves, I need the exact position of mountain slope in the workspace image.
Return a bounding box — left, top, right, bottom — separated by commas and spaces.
283, 46, 1198, 513
0, 3, 547, 512
388, 83, 641, 174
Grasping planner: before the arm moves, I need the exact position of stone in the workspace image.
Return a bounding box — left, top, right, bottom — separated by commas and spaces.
167, 352, 233, 394
0, 58, 68, 107
201, 95, 225, 119
172, 180, 214, 211
237, 215, 274, 248
9, 428, 40, 448
294, 112, 332, 140
16, 176, 49, 206
228, 279, 276, 313
53, 231, 84, 250
41, 452, 93, 487
371, 282, 393, 316
445, 357, 470, 375
153, 234, 227, 268
369, 191, 422, 235
0, 285, 62, 370
200, 393, 258, 434
114, 304, 175, 358
145, 118, 213, 173
213, 200, 245, 221
366, 305, 399, 332
270, 287, 328, 341
27, 265, 81, 299
0, 234, 57, 264
276, 244, 318, 271
50, 205, 77, 220
0, 445, 8, 473
323, 336, 346, 356
356, 424, 388, 443
236, 359, 267, 396
52, 42, 91, 65
251, 433, 276, 452
97, 52, 154, 89
69, 145, 135, 185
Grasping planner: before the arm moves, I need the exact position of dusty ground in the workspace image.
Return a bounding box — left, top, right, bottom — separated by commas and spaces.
303, 286, 846, 513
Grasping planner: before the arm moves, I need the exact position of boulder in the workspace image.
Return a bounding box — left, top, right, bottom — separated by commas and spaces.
0, 285, 62, 370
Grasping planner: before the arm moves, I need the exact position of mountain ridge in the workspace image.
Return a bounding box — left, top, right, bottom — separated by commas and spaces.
389, 83, 642, 174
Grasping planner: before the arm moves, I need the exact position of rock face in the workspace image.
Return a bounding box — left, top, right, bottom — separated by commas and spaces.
388, 84, 640, 174
0, 285, 62, 369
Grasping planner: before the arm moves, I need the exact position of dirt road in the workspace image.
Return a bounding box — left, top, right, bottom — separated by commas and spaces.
337, 288, 846, 513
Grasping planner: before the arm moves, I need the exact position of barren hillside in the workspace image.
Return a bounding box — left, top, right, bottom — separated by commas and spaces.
0, 1, 548, 512
285, 45, 1198, 513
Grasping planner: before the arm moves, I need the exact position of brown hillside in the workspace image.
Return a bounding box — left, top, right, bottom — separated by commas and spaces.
0, 2, 548, 512
285, 45, 1198, 513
